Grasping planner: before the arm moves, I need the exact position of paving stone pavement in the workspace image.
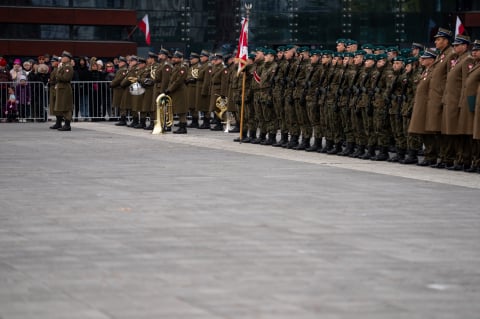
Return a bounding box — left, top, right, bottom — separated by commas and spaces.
0, 122, 479, 319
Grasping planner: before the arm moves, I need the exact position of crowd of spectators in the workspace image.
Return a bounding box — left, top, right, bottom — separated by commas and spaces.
0, 54, 118, 122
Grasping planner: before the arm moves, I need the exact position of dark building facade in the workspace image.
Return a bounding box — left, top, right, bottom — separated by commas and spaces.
1, 0, 480, 58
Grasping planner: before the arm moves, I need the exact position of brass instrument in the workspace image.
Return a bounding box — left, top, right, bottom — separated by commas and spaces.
214, 94, 228, 120
152, 93, 173, 134
150, 64, 158, 80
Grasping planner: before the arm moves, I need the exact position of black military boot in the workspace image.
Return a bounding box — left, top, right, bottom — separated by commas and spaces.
115, 115, 127, 126
372, 146, 389, 161
400, 149, 418, 164
187, 117, 199, 128
198, 118, 210, 129
350, 145, 365, 158
242, 130, 256, 143
252, 132, 266, 144
339, 142, 355, 156
262, 132, 276, 145
318, 140, 332, 153
306, 138, 320, 152
49, 116, 62, 129
388, 148, 406, 162
228, 125, 240, 133
173, 122, 187, 134
295, 137, 310, 150
327, 142, 343, 155
58, 120, 71, 131
287, 135, 299, 149
361, 145, 376, 160
273, 133, 288, 147
234, 131, 248, 142
144, 119, 154, 130
127, 117, 138, 128
210, 118, 223, 131
134, 118, 146, 129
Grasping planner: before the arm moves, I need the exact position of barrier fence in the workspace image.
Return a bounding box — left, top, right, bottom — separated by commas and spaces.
0, 81, 117, 122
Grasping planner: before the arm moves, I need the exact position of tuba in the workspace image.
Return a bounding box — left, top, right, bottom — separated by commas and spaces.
152, 93, 173, 134
214, 94, 228, 120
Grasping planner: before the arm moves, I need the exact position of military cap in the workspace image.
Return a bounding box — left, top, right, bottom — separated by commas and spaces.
158, 48, 170, 56
118, 56, 127, 63
343, 52, 354, 58
354, 50, 366, 56
452, 34, 471, 45
434, 27, 453, 39
332, 52, 342, 58
405, 57, 417, 65
400, 48, 412, 57
255, 47, 266, 53
386, 46, 399, 53
51, 55, 60, 62
276, 46, 285, 52
200, 50, 210, 57
248, 52, 256, 59
420, 48, 438, 59
365, 53, 376, 61
374, 45, 386, 51
138, 57, 146, 63
172, 50, 183, 58
472, 40, 480, 51
264, 49, 276, 56
376, 53, 388, 60
189, 52, 200, 59
130, 55, 138, 61
346, 39, 358, 46
336, 38, 347, 44
322, 50, 333, 56
148, 51, 157, 58
284, 44, 296, 51
211, 52, 223, 59
361, 43, 374, 50
310, 49, 322, 56
297, 46, 310, 53
61, 50, 72, 59
411, 42, 424, 50
392, 56, 405, 63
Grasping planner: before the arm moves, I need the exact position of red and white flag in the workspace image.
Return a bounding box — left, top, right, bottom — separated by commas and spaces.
455, 16, 465, 36
138, 14, 151, 45
235, 17, 249, 74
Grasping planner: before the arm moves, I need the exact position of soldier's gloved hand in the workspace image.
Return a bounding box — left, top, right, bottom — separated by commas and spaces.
266, 99, 274, 108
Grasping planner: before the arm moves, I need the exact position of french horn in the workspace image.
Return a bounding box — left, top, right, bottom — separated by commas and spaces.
214, 94, 228, 120
152, 93, 173, 134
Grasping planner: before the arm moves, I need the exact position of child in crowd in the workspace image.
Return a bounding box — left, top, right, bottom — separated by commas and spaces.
5, 87, 18, 122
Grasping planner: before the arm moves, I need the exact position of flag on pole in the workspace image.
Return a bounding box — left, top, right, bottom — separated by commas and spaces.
235, 17, 249, 74
138, 14, 151, 45
455, 16, 465, 36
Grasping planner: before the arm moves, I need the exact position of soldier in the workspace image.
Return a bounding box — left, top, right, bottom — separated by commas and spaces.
120, 56, 140, 127
411, 42, 424, 58
54, 51, 74, 131
442, 35, 474, 170
272, 45, 295, 147
316, 50, 334, 153
258, 49, 278, 145
111, 56, 128, 126
425, 27, 455, 168
48, 56, 61, 129
400, 57, 424, 164
196, 50, 212, 129
304, 49, 323, 152
361, 43, 374, 55
468, 40, 480, 173
209, 53, 229, 131
225, 54, 239, 132
250, 48, 266, 143
292, 46, 311, 150
238, 53, 256, 142
186, 52, 200, 128
284, 47, 304, 149
336, 38, 347, 53
129, 57, 146, 128
408, 49, 438, 164
386, 56, 408, 162
137, 54, 156, 129
151, 48, 172, 131
166, 50, 188, 134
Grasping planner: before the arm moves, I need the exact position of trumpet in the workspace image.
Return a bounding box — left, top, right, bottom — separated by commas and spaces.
152, 93, 173, 134
214, 94, 228, 120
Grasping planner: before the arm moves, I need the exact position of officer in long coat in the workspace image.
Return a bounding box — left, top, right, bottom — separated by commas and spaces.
48, 56, 60, 129
196, 50, 212, 129
54, 51, 74, 131
185, 52, 200, 128
151, 49, 172, 131
166, 51, 188, 134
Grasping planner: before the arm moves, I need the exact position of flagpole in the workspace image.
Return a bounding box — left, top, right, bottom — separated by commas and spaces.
239, 3, 252, 143
127, 25, 138, 40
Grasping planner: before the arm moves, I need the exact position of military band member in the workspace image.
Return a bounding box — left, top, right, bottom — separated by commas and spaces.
166, 50, 188, 134
137, 54, 156, 129
151, 48, 173, 131
209, 53, 229, 131
120, 56, 139, 127
54, 51, 74, 131
226, 54, 240, 132
130, 57, 146, 128
111, 56, 128, 126
196, 50, 212, 129
186, 52, 200, 128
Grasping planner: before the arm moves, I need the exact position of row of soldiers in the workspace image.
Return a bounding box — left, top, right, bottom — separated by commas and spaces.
108, 27, 480, 172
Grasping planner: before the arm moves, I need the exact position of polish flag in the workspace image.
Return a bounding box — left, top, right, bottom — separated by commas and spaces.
138, 14, 151, 45
235, 17, 248, 74
455, 16, 465, 36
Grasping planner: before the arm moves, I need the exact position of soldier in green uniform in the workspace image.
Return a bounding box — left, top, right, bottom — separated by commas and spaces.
111, 56, 128, 126
304, 49, 323, 152
284, 47, 303, 148
186, 52, 200, 128
272, 45, 295, 147
250, 48, 266, 143
292, 46, 312, 150
258, 49, 278, 145
166, 51, 188, 134
54, 51, 74, 131
196, 50, 212, 129
225, 54, 239, 132
317, 51, 335, 153
48, 56, 61, 129
238, 54, 256, 142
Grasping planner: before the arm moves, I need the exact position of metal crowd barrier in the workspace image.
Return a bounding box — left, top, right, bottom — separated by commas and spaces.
0, 81, 116, 122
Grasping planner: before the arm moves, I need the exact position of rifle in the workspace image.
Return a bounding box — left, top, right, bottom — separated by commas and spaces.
315, 65, 329, 105
287, 55, 304, 104
352, 68, 371, 115
384, 73, 400, 125
333, 66, 347, 113
367, 67, 384, 116
396, 72, 411, 121
301, 63, 318, 106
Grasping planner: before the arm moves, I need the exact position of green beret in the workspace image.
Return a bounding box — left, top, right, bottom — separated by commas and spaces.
365, 54, 376, 61
310, 49, 322, 56
374, 45, 386, 51
354, 50, 367, 56
386, 46, 399, 53
322, 50, 333, 56
361, 43, 374, 50
393, 56, 405, 63
264, 49, 276, 56
284, 44, 296, 50
276, 46, 285, 52
376, 53, 388, 60
343, 52, 354, 58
